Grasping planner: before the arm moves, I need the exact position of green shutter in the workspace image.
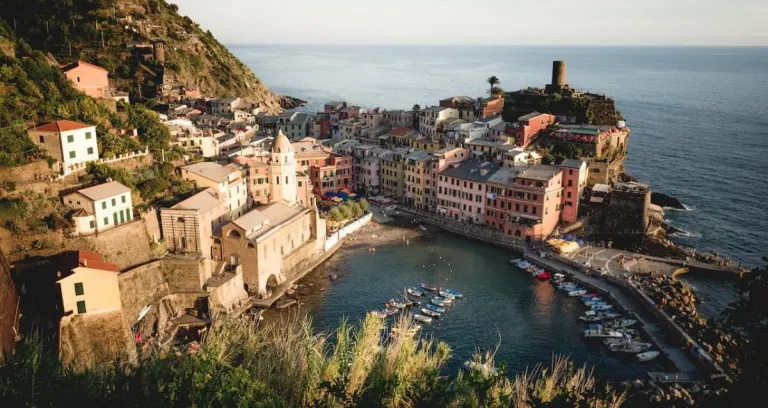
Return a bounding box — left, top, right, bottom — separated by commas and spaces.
121, 195, 126, 203
86, 132, 92, 139
119, 210, 125, 224
102, 202, 106, 209
89, 220, 94, 229
111, 198, 116, 207
87, 147, 94, 155
74, 282, 84, 296
69, 151, 76, 159
76, 301, 86, 314
113, 213, 118, 225
104, 216, 109, 225
67, 135, 74, 143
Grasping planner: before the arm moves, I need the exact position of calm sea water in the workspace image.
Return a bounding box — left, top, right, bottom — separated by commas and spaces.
298, 234, 667, 380
232, 45, 768, 268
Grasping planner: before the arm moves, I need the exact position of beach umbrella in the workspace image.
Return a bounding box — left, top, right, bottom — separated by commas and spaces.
326, 191, 338, 197
337, 192, 349, 199
339, 188, 351, 194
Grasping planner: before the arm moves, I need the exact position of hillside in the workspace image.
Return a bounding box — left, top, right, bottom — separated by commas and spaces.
0, 0, 292, 112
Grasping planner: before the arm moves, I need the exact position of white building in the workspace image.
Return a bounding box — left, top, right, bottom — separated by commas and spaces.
63, 181, 134, 235
27, 120, 99, 175
181, 162, 250, 220
419, 106, 458, 137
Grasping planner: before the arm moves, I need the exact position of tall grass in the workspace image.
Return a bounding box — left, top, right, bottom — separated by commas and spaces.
0, 313, 625, 407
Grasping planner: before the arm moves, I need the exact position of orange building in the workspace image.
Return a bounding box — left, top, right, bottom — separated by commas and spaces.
309, 155, 353, 197
62, 61, 110, 99
508, 112, 556, 147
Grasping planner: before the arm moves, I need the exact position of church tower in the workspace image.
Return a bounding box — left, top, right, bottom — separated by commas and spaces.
269, 130, 297, 205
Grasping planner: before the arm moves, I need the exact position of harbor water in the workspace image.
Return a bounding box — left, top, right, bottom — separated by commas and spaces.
298, 232, 667, 380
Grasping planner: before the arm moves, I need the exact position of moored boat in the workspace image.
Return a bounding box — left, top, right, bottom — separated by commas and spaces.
568, 289, 587, 297
385, 308, 399, 316
407, 288, 423, 297
433, 296, 453, 304
387, 299, 407, 309
536, 272, 551, 280
583, 329, 625, 338
604, 319, 637, 329
637, 351, 660, 362
420, 308, 441, 318
591, 304, 614, 311
430, 298, 448, 307
426, 304, 445, 313
421, 283, 437, 291
438, 290, 456, 299
609, 342, 652, 353
413, 314, 433, 324
370, 310, 388, 318
579, 316, 604, 322
444, 289, 463, 298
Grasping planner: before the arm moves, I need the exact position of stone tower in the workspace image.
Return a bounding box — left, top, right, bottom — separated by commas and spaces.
551, 60, 566, 87
269, 130, 297, 205
153, 41, 165, 64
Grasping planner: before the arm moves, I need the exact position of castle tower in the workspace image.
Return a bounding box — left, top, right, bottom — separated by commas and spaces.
551, 60, 566, 87
269, 130, 297, 205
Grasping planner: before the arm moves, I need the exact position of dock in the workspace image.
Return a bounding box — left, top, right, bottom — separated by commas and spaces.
524, 250, 701, 378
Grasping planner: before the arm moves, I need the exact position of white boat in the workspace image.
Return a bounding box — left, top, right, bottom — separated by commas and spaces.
637, 351, 660, 362
603, 337, 630, 346
554, 273, 565, 279
605, 319, 637, 328
419, 225, 427, 231
598, 312, 621, 319
579, 316, 604, 323
515, 260, 532, 269
584, 310, 597, 316
568, 289, 587, 297
413, 314, 432, 324
438, 290, 456, 299
444, 289, 463, 298
609, 342, 652, 353
421, 308, 441, 318
433, 296, 453, 304
582, 297, 603, 304
387, 299, 407, 309
407, 288, 423, 297
430, 298, 448, 307
463, 361, 499, 377
591, 304, 614, 311
426, 304, 445, 313
583, 329, 625, 339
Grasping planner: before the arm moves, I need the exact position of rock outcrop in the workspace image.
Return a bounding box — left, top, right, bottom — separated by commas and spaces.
652, 192, 686, 210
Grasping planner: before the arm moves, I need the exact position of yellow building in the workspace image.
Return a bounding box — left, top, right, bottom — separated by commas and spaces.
380, 147, 410, 198
404, 150, 432, 210
56, 250, 121, 316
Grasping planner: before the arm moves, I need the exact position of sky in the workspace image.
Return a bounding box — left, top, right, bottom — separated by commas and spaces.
169, 0, 768, 46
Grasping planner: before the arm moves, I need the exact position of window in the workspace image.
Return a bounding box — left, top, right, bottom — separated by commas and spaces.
103, 217, 109, 225
39, 135, 45, 143
113, 213, 118, 225
101, 201, 107, 210
74, 282, 84, 296
67, 135, 74, 143
568, 180, 573, 187
532, 206, 537, 215
298, 181, 303, 187
89, 220, 94, 229
87, 147, 94, 155
69, 151, 76, 159
76, 76, 81, 83
111, 198, 116, 207
76, 301, 86, 314
567, 192, 572, 198
121, 195, 126, 204
86, 132, 92, 140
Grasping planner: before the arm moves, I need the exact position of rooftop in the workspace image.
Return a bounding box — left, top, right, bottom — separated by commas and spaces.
406, 150, 431, 162
76, 181, 131, 202
558, 158, 584, 169
558, 125, 615, 135
440, 159, 500, 182
518, 112, 547, 122
183, 162, 238, 183
60, 250, 120, 278
61, 60, 107, 73
488, 166, 522, 185
517, 165, 561, 182
233, 202, 306, 241
389, 127, 414, 136
171, 188, 224, 213
31, 120, 94, 133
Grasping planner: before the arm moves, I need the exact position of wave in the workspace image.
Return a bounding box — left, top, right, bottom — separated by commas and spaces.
663, 204, 694, 212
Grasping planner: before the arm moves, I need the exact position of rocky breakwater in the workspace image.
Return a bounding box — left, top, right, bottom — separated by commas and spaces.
634, 275, 739, 375
623, 378, 718, 406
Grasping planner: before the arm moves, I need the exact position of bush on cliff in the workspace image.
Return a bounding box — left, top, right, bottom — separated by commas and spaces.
0, 314, 626, 407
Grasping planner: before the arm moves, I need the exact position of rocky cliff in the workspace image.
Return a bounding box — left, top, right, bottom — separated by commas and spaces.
0, 0, 290, 113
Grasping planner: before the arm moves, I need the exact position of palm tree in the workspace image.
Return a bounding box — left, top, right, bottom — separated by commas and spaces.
487, 76, 500, 97
412, 104, 421, 129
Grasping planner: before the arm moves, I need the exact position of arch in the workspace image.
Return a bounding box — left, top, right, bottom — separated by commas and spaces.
514, 230, 521, 238
246, 242, 255, 248
176, 217, 185, 223
266, 274, 279, 288
227, 229, 242, 238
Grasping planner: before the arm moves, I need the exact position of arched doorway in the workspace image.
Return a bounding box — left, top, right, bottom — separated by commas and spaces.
266, 275, 278, 289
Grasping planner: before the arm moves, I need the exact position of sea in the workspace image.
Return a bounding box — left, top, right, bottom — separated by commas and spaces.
231, 45, 768, 314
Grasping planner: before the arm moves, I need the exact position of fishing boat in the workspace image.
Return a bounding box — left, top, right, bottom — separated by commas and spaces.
553, 273, 566, 280
582, 293, 599, 298
584, 310, 597, 316
514, 260, 532, 269
421, 283, 437, 291
603, 336, 631, 346
369, 310, 388, 318
419, 225, 427, 231
557, 284, 580, 291
444, 289, 463, 298
438, 290, 456, 299
385, 308, 399, 316
407, 288, 423, 297
583, 329, 625, 339
579, 316, 604, 323
568, 289, 587, 297
598, 312, 621, 319
637, 351, 660, 362
463, 361, 500, 377
421, 308, 441, 318
426, 304, 445, 313
591, 304, 614, 311
536, 272, 551, 280
433, 296, 453, 304
387, 299, 407, 309
413, 314, 433, 324
610, 342, 652, 353
404, 298, 420, 307
605, 319, 637, 329
582, 297, 603, 304
430, 298, 448, 307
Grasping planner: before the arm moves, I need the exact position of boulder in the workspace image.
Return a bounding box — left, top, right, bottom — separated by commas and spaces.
651, 192, 686, 210
329, 273, 338, 281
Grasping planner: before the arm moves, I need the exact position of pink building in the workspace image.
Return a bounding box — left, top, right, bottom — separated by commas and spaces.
309, 155, 353, 197
425, 147, 469, 210
558, 158, 587, 224
484, 166, 563, 242
436, 160, 500, 223
507, 112, 556, 148
62, 61, 110, 99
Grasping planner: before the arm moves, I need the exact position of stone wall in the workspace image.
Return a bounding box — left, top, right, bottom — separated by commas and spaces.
70, 219, 154, 270
58, 310, 136, 370
143, 207, 162, 242
0, 160, 57, 186
118, 260, 170, 324
164, 257, 207, 293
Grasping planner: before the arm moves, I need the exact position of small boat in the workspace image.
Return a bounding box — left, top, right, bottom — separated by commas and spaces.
438, 290, 456, 299
370, 310, 388, 319
387, 299, 407, 309
404, 298, 420, 307
553, 273, 565, 280
385, 308, 399, 316
421, 283, 437, 291
583, 329, 625, 339
610, 342, 652, 353
426, 304, 445, 313
584, 310, 596, 316
463, 361, 499, 377
605, 319, 637, 329
579, 316, 604, 323
419, 225, 427, 231
536, 272, 551, 280
591, 304, 614, 311
433, 296, 453, 304
514, 260, 532, 269
603, 337, 630, 346
598, 312, 621, 319
637, 351, 660, 362
444, 289, 463, 298
430, 298, 448, 307
407, 288, 424, 297
420, 308, 441, 318
582, 297, 603, 304
581, 293, 599, 298
413, 314, 432, 324
568, 289, 587, 297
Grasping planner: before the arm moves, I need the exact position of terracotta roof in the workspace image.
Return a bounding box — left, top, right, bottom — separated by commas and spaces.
60, 250, 120, 276
390, 127, 413, 136
70, 208, 92, 217
61, 60, 108, 73
31, 120, 94, 133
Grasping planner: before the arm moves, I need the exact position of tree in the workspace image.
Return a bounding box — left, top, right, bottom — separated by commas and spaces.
359, 198, 369, 212
487, 76, 500, 97
329, 207, 342, 222
411, 104, 421, 129
338, 203, 351, 219
128, 105, 170, 150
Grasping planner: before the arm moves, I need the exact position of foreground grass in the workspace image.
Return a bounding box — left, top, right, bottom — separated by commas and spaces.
0, 314, 625, 407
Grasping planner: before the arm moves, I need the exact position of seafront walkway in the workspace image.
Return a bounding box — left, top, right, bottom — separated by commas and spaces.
525, 251, 700, 376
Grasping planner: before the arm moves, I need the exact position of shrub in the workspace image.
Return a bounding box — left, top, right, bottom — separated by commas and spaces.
329, 207, 342, 222
359, 198, 369, 212
3, 219, 22, 235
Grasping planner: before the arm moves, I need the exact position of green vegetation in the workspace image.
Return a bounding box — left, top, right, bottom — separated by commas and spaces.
329, 201, 364, 223
0, 197, 28, 220
85, 161, 195, 204
0, 314, 626, 407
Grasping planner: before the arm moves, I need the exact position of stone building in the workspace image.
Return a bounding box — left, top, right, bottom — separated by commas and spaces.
160, 189, 229, 258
